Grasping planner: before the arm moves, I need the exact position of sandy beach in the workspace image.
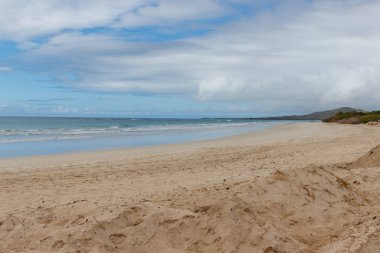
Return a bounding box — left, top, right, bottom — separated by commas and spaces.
1, 122, 380, 253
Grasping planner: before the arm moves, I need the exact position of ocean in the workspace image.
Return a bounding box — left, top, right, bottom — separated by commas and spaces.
0, 116, 301, 158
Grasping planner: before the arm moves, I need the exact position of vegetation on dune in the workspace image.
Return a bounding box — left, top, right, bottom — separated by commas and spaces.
323, 110, 380, 124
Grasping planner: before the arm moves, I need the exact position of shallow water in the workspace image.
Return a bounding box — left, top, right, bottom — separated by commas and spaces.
0, 117, 308, 158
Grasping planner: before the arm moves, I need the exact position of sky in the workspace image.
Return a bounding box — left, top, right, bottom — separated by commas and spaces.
1, 0, 380, 117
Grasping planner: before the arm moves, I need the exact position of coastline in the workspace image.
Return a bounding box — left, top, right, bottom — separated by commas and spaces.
0, 122, 356, 168
1, 122, 380, 252
0, 119, 287, 159
0, 122, 314, 168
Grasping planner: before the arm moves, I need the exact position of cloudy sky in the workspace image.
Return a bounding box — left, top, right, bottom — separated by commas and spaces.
1, 0, 379, 117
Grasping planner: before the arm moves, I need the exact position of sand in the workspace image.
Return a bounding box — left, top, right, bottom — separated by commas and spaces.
1, 122, 380, 253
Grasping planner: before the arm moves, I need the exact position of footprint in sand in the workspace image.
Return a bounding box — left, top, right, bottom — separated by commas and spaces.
51, 240, 65, 250
109, 233, 127, 244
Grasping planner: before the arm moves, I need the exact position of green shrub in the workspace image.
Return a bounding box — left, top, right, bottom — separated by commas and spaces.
359, 114, 380, 123
324, 110, 380, 124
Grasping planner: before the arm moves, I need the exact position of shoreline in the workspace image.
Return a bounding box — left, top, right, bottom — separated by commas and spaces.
0, 120, 285, 159
0, 122, 310, 168
1, 122, 380, 252
0, 122, 351, 167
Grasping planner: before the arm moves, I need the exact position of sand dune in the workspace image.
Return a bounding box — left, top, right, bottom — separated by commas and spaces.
349, 145, 380, 169
1, 123, 380, 253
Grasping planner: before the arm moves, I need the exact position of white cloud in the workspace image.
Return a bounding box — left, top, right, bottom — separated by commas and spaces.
0, 66, 11, 72
0, 0, 229, 41
51, 106, 74, 114
198, 77, 245, 101
0, 0, 132, 40
4, 0, 380, 113
115, 0, 226, 28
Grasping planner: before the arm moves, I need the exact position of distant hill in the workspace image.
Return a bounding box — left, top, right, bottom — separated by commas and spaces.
253, 107, 365, 121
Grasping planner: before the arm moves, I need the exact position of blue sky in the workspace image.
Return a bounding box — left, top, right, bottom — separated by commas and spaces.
1, 0, 380, 117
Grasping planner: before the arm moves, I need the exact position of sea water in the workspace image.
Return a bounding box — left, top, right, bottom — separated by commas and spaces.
0, 117, 301, 158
